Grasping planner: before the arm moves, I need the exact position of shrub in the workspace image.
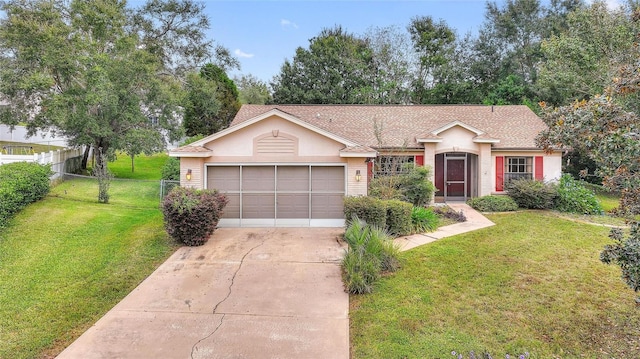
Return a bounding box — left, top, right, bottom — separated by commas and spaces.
342, 217, 401, 294
368, 175, 403, 201
411, 206, 440, 233
433, 206, 467, 222
0, 162, 52, 228
162, 187, 228, 246
369, 165, 436, 206
400, 165, 436, 206
161, 157, 180, 181
467, 195, 518, 212
344, 196, 387, 229
554, 174, 603, 215
385, 200, 413, 236
505, 178, 557, 209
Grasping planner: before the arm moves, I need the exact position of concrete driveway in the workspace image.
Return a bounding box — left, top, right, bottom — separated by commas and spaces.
56, 228, 349, 359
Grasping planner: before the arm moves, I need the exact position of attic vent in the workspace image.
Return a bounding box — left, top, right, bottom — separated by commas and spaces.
255, 132, 297, 154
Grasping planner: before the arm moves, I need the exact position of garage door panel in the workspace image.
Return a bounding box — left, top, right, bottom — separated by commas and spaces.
243, 166, 275, 191
311, 167, 344, 191
277, 193, 309, 218
311, 194, 344, 219
208, 166, 240, 191
277, 166, 309, 191
221, 194, 240, 219
243, 193, 275, 218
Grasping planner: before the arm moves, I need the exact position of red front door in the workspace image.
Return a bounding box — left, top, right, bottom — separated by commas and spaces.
445, 158, 466, 199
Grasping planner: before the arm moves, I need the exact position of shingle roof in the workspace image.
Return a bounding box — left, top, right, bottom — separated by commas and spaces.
232, 104, 546, 149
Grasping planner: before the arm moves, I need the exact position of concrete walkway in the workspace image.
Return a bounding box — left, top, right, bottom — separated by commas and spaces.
395, 202, 495, 251
56, 228, 349, 359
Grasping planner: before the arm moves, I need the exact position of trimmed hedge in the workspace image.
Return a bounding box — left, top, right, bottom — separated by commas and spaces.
344, 196, 387, 230
467, 195, 518, 212
0, 162, 52, 228
162, 187, 228, 246
505, 178, 557, 209
385, 200, 413, 236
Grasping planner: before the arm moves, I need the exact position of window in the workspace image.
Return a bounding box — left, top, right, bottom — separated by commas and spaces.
505, 157, 532, 182
374, 156, 414, 176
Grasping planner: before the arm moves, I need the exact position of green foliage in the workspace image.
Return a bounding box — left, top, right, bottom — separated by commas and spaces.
467, 195, 518, 212
601, 222, 640, 299
385, 200, 413, 236
0, 0, 231, 170
369, 165, 435, 206
235, 74, 272, 104
161, 157, 180, 181
0, 162, 51, 228
537, 96, 640, 215
342, 218, 400, 294
183, 63, 241, 136
505, 178, 557, 209
368, 175, 403, 201
271, 26, 376, 104
162, 186, 228, 246
411, 206, 440, 233
554, 174, 603, 215
121, 128, 165, 173
344, 196, 387, 230
400, 165, 436, 206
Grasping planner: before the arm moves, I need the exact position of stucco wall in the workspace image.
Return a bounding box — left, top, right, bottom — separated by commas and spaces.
203, 116, 344, 162
491, 150, 562, 193
434, 126, 480, 154
346, 157, 368, 196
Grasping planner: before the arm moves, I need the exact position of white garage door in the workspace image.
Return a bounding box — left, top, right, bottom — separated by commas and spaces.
207, 165, 345, 227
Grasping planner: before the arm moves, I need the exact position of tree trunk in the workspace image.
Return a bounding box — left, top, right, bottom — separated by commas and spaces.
131, 154, 135, 172
81, 145, 91, 170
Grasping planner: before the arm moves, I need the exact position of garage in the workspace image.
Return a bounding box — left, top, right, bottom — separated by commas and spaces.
207, 165, 346, 227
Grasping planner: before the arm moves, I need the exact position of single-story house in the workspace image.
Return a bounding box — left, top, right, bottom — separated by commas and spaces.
169, 105, 562, 227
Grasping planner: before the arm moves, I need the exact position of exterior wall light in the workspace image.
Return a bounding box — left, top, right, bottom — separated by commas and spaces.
355, 169, 361, 182
186, 169, 192, 181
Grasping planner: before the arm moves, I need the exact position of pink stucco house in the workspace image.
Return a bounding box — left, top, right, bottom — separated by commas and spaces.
169, 104, 562, 227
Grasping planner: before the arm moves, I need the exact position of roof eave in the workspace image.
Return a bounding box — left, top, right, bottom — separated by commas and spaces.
168, 151, 213, 158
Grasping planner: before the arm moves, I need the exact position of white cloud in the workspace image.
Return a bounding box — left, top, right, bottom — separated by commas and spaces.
281, 19, 299, 29
234, 49, 254, 58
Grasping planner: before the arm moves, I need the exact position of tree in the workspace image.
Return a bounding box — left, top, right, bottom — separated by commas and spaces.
235, 74, 271, 105
407, 16, 456, 104
271, 26, 376, 104
362, 25, 413, 104
122, 128, 165, 172
183, 63, 240, 136
0, 0, 234, 174
536, 96, 640, 215
537, 1, 635, 106
601, 223, 640, 303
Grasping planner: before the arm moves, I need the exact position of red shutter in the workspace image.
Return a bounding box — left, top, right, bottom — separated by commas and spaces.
367, 161, 373, 185
534, 156, 544, 180
415, 155, 424, 166
496, 156, 504, 191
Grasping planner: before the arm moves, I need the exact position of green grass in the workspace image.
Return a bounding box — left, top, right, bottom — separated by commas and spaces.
0, 155, 177, 359
0, 140, 63, 154
350, 211, 640, 358
107, 152, 170, 180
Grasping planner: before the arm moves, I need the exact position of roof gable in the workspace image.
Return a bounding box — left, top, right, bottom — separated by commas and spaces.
188, 108, 359, 149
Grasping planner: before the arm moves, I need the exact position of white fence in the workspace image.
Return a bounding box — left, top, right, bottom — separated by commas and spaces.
0, 148, 84, 180
0, 124, 68, 147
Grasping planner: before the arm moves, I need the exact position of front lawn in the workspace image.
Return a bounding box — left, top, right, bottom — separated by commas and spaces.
350, 211, 640, 358
0, 155, 177, 359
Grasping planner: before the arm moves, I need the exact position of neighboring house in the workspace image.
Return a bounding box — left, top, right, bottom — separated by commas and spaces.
169, 105, 562, 227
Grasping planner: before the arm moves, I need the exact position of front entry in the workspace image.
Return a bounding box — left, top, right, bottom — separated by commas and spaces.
435, 152, 478, 202
445, 156, 466, 200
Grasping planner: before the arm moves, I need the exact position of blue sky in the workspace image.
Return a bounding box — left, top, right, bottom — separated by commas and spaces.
202, 0, 499, 83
